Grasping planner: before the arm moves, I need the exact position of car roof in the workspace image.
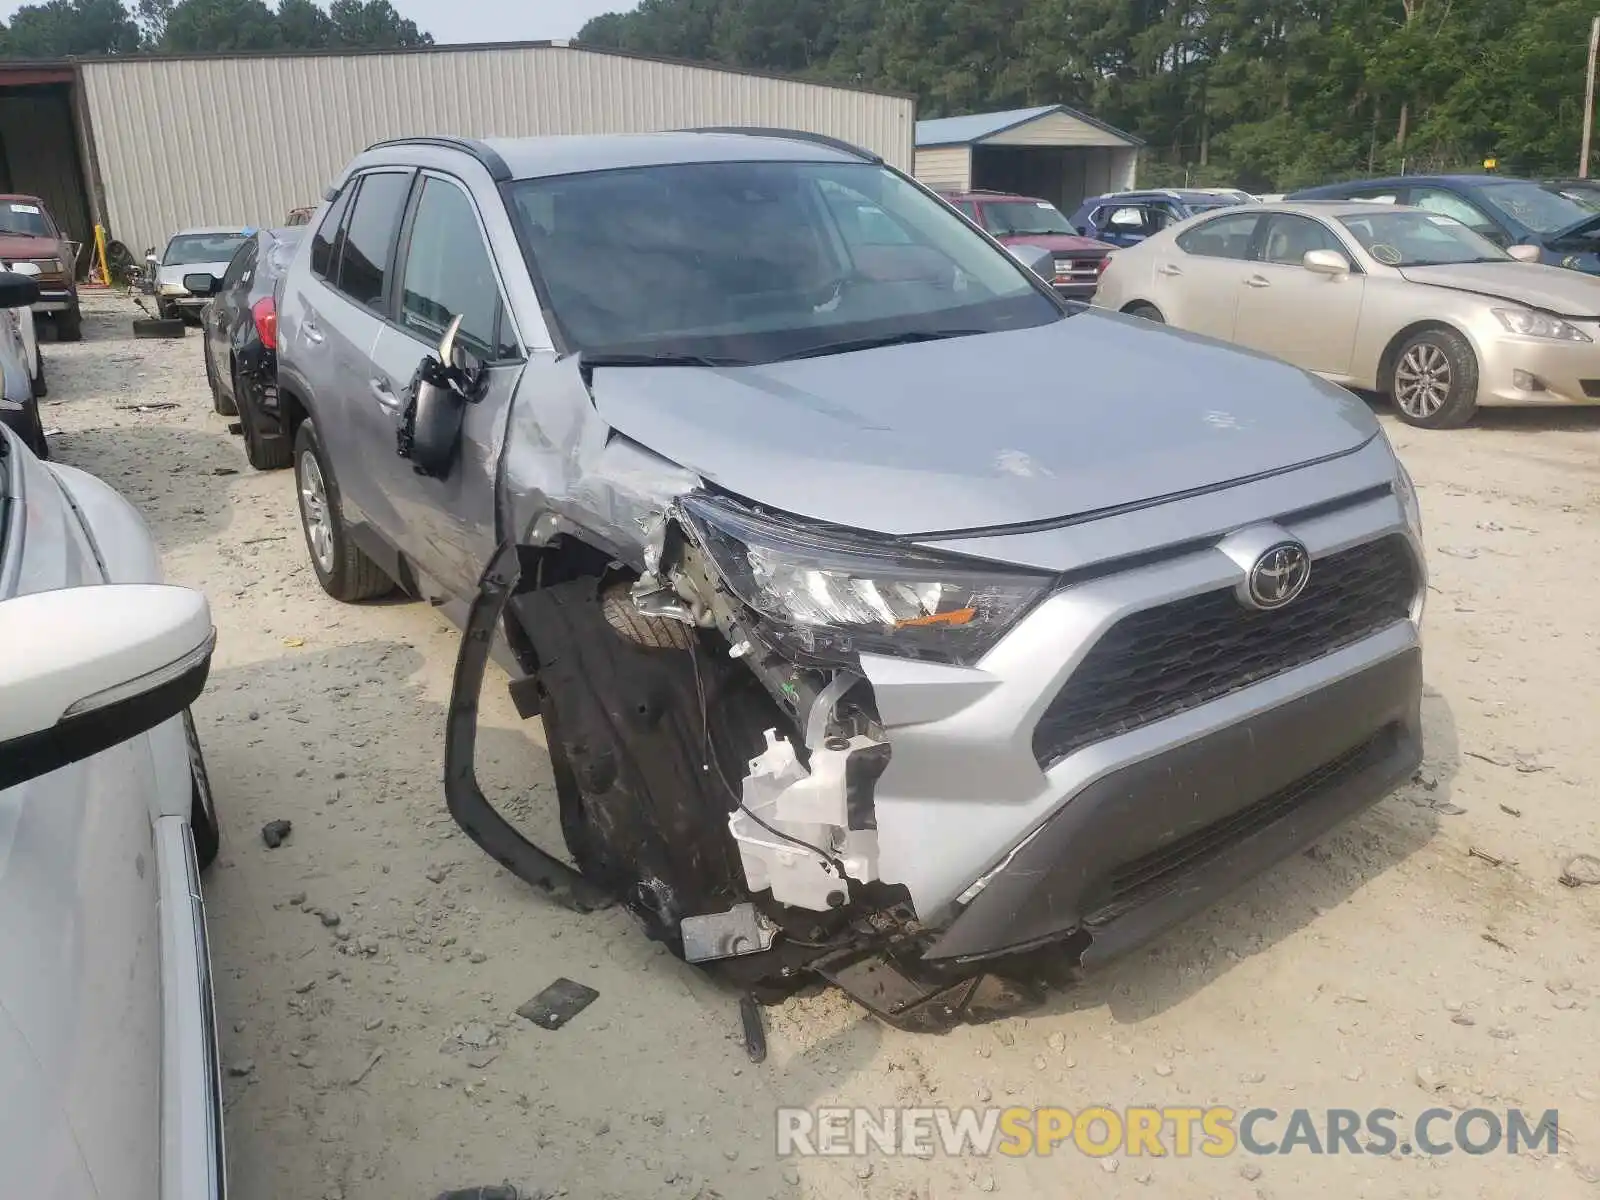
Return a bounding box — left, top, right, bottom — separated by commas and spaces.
0, 193, 48, 206
1229, 199, 1438, 220
1296, 174, 1534, 194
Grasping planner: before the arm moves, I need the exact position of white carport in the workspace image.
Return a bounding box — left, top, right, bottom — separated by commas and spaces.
913, 105, 1142, 211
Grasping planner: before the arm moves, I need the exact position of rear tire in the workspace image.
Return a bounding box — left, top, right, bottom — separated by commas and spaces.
1388, 327, 1478, 429
55, 304, 82, 343
184, 709, 220, 872
205, 343, 237, 415
293, 419, 393, 601
236, 366, 291, 470
1125, 302, 1165, 323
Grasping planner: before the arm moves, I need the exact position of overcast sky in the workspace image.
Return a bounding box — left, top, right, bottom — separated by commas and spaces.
0, 0, 622, 42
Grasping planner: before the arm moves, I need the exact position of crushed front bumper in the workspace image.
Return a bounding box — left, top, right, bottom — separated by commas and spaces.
929, 645, 1421, 963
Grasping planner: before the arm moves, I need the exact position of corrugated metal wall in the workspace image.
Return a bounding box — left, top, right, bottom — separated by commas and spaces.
912, 147, 972, 193
80, 44, 914, 252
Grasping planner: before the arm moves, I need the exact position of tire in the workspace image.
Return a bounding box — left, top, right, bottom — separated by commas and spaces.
32, 346, 46, 398
1125, 302, 1165, 324
134, 317, 185, 339
156, 297, 175, 322
205, 342, 237, 416
293, 419, 393, 602
55, 304, 82, 343
184, 709, 221, 872
236, 366, 291, 470
20, 399, 48, 460
1388, 327, 1479, 429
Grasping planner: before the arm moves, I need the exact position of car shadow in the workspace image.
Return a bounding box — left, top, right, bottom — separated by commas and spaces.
196, 638, 884, 1200
1355, 389, 1600, 433
1026, 685, 1460, 1024
49, 422, 240, 552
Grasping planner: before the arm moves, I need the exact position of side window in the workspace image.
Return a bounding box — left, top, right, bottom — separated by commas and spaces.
1410, 188, 1502, 242
310, 187, 353, 280
398, 176, 515, 360
221, 239, 257, 290
1175, 212, 1261, 259
1258, 214, 1343, 265
336, 171, 412, 310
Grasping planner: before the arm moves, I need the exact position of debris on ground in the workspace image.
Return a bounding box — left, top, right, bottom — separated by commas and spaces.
739, 993, 767, 1064
433, 1187, 524, 1200
260, 819, 293, 848
1559, 854, 1600, 887
516, 978, 599, 1031
116, 401, 179, 412
1467, 847, 1510, 868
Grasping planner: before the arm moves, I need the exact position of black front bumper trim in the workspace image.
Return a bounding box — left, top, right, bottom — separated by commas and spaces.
927, 646, 1423, 964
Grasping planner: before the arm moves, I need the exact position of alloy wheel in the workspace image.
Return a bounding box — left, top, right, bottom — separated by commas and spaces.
298, 449, 335, 573
1394, 343, 1452, 419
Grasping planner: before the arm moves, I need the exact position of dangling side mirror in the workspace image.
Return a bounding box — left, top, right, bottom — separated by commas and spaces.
397, 314, 484, 479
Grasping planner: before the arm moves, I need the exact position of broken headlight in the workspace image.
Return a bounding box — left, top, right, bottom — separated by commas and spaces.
679, 494, 1052, 665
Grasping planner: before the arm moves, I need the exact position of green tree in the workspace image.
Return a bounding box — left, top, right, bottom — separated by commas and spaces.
328, 0, 431, 48
1, 0, 141, 56
276, 0, 333, 48
162, 0, 282, 51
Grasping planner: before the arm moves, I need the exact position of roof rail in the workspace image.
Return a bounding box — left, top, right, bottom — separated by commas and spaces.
678, 126, 881, 163
363, 136, 512, 182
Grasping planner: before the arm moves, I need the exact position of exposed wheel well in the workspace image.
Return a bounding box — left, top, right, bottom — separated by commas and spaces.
277, 381, 310, 441
502, 534, 634, 677
1377, 321, 1469, 392
1120, 300, 1163, 318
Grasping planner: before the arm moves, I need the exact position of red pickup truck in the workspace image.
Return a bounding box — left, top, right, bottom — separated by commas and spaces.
0, 194, 80, 341
942, 189, 1114, 300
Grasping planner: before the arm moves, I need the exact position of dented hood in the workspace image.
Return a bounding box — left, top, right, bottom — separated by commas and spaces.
587, 313, 1380, 538
1398, 261, 1600, 317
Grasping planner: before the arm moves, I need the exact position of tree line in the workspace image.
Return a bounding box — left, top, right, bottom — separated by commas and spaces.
0, 0, 430, 58
577, 0, 1598, 191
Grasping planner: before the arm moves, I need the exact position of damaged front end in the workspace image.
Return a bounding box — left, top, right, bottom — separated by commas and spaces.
444, 490, 1061, 1031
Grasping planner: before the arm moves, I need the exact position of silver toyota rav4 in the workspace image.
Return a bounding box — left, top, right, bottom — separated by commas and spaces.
275, 130, 1426, 1029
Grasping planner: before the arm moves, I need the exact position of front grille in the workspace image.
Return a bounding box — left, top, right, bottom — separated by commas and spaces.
1032, 535, 1417, 768
1084, 724, 1400, 925
1054, 256, 1103, 281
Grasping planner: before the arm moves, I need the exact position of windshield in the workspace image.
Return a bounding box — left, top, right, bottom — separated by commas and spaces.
0, 202, 54, 239
1478, 182, 1595, 235
1546, 182, 1600, 213
980, 200, 1076, 236
509, 160, 1061, 363
1337, 210, 1510, 266
164, 233, 249, 266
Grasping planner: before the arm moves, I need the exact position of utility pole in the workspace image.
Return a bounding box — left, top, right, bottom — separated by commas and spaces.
1583, 15, 1600, 178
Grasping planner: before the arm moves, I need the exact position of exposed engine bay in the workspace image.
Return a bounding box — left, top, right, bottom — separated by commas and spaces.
443, 498, 1059, 1032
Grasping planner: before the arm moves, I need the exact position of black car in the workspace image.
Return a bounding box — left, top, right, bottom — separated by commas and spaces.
197, 227, 304, 470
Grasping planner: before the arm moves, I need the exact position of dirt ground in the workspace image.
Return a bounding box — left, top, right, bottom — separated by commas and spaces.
37, 291, 1600, 1199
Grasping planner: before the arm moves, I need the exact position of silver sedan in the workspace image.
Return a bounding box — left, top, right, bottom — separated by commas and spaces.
1093, 200, 1600, 429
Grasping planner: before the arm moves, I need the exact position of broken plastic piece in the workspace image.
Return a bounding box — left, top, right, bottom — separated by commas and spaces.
516, 977, 600, 1030
680, 902, 777, 963
740, 993, 767, 1063
730, 729, 881, 911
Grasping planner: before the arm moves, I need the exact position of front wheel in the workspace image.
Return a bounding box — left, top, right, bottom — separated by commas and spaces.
55, 304, 82, 343
20, 399, 48, 460
294, 419, 393, 602
1390, 328, 1478, 429
184, 709, 220, 871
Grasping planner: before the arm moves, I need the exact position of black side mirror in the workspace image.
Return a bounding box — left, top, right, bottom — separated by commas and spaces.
0, 271, 41, 310
396, 314, 484, 479
183, 272, 219, 296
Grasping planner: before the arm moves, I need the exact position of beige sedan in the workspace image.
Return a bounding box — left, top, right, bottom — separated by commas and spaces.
1093, 200, 1600, 429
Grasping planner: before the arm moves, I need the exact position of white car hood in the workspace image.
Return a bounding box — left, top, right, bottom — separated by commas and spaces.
1400, 261, 1600, 318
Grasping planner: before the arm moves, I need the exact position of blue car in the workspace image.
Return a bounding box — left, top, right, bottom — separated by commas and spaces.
1069, 189, 1246, 246
1287, 175, 1600, 274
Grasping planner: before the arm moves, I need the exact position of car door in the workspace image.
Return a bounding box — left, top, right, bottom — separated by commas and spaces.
297, 170, 416, 537
364, 172, 525, 599
1155, 210, 1264, 340
206, 237, 256, 402
1232, 212, 1366, 376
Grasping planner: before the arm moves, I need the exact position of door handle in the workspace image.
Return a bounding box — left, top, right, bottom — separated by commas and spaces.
369, 378, 401, 409
1156, 264, 1183, 277
1245, 275, 1271, 288
302, 320, 324, 345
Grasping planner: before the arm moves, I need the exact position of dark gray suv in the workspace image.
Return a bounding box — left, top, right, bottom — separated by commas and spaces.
275, 131, 1427, 1030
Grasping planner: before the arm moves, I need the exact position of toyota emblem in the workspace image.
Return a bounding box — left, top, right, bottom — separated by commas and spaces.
1246, 542, 1311, 610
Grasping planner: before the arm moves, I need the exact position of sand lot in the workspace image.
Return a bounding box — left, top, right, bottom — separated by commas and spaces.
37, 292, 1600, 1199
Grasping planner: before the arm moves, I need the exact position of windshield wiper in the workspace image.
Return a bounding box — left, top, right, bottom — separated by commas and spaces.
577, 350, 744, 370
774, 329, 984, 362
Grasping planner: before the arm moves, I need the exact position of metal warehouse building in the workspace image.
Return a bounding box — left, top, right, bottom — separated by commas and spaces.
0, 40, 914, 266
912, 105, 1142, 212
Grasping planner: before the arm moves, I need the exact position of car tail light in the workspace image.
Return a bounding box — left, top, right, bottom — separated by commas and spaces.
252, 296, 277, 351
